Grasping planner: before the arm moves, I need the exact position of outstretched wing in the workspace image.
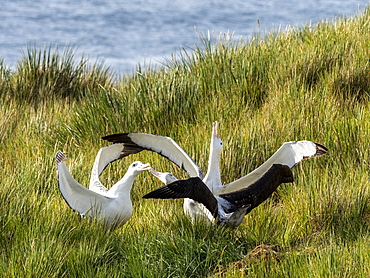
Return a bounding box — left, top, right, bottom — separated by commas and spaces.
220, 141, 327, 194
143, 177, 218, 217
102, 133, 204, 179
56, 151, 112, 216
89, 143, 140, 193
220, 164, 293, 212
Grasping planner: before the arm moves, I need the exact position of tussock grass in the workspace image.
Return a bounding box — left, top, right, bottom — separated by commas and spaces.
1, 46, 113, 107
1, 7, 370, 277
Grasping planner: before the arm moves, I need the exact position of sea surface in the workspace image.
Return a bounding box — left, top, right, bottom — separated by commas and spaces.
0, 0, 368, 75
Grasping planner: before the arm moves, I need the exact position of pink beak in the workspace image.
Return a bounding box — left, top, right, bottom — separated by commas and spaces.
213, 121, 219, 138
150, 168, 162, 178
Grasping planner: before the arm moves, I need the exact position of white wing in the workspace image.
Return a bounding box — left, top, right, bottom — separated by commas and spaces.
102, 133, 204, 179
219, 141, 327, 194
89, 144, 132, 193
56, 156, 112, 216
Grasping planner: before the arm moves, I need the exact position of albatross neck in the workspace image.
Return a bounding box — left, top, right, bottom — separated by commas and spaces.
203, 145, 222, 193
108, 171, 139, 197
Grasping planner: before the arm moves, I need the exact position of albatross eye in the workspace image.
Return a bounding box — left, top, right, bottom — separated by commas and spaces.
132, 162, 138, 167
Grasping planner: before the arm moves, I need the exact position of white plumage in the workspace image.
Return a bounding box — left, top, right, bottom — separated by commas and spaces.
55, 147, 150, 230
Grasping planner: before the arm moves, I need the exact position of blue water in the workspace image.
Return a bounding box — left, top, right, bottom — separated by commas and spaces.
0, 0, 368, 74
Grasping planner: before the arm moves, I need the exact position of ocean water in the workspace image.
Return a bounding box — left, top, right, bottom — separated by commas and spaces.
0, 0, 368, 74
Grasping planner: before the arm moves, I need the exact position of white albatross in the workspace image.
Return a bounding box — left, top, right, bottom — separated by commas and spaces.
102, 126, 327, 196
144, 164, 294, 227
102, 122, 223, 219
55, 148, 150, 230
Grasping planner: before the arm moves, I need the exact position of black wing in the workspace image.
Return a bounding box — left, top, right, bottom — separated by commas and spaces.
143, 177, 218, 217
219, 164, 293, 214
221, 141, 326, 194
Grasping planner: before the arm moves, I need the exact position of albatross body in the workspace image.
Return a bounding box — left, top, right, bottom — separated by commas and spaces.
55, 149, 150, 230
145, 164, 294, 227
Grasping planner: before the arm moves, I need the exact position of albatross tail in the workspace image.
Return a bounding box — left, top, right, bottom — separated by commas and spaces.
55, 150, 67, 165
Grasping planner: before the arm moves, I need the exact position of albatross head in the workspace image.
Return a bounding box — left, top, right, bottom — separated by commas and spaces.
150, 168, 178, 185
129, 161, 151, 174
211, 121, 223, 152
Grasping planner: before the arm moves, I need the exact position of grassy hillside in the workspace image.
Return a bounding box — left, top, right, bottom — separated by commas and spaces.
1, 7, 369, 277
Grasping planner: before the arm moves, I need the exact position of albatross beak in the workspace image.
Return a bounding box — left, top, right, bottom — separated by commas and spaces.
213, 121, 219, 138
150, 168, 162, 177
139, 163, 151, 171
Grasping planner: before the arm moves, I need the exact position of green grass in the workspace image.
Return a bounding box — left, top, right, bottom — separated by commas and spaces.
1, 7, 370, 277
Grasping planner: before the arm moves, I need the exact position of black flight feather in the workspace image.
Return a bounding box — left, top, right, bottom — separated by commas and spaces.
143, 177, 218, 217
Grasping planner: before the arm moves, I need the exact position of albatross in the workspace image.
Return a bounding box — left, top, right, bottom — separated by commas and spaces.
144, 164, 294, 227
102, 125, 327, 196
102, 122, 223, 219
102, 124, 327, 219
55, 148, 150, 230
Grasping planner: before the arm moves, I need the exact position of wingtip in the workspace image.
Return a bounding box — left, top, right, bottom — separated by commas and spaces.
301, 142, 328, 160
314, 142, 328, 157
101, 133, 131, 143
142, 183, 182, 200
55, 150, 66, 165
282, 174, 294, 183
142, 184, 167, 199
142, 193, 152, 199
142, 190, 161, 199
